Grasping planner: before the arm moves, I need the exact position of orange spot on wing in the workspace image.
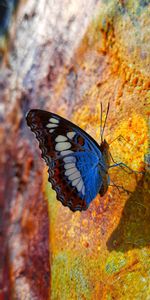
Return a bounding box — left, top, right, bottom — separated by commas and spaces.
77, 136, 84, 146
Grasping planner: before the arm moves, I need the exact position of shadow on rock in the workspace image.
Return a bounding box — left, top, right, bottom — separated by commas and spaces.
107, 172, 150, 252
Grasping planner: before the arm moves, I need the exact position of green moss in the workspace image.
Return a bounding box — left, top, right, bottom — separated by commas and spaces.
105, 253, 127, 274
51, 252, 91, 300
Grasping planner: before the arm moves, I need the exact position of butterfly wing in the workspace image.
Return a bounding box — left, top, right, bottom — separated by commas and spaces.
26, 109, 106, 211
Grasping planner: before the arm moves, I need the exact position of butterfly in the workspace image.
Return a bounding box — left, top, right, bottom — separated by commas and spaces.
26, 103, 112, 212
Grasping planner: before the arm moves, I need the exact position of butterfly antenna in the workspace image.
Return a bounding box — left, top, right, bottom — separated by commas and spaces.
101, 101, 110, 142
100, 102, 103, 143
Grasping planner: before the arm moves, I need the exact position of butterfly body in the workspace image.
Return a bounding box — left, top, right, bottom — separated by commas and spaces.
26, 109, 110, 211
99, 140, 110, 196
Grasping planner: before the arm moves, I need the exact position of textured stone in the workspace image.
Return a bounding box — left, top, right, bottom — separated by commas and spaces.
0, 0, 149, 299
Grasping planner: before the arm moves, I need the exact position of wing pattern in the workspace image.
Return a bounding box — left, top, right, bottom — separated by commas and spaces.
26, 109, 106, 211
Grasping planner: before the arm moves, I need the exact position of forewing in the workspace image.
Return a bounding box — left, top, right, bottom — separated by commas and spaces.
26, 109, 103, 211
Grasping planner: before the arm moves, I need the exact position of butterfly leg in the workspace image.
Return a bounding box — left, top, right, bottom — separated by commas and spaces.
109, 135, 128, 145
109, 151, 132, 174
109, 151, 144, 174
109, 180, 132, 194
109, 162, 143, 174
100, 101, 110, 143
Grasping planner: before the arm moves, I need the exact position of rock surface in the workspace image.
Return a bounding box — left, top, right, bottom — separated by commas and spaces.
0, 0, 149, 299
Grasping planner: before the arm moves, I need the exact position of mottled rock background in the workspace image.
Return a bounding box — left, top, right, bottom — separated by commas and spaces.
0, 0, 149, 299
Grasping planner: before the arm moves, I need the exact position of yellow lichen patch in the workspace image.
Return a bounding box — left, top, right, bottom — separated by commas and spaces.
81, 2, 150, 93
109, 113, 147, 172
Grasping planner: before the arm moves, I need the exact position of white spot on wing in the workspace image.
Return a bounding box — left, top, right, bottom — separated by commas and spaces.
64, 156, 76, 163
76, 180, 83, 192
49, 118, 59, 124
46, 123, 58, 128
64, 163, 76, 170
72, 178, 80, 186
68, 171, 81, 181
49, 129, 55, 133
67, 131, 76, 139
55, 135, 67, 142
55, 142, 71, 151
82, 185, 85, 195
65, 168, 77, 176
60, 150, 73, 156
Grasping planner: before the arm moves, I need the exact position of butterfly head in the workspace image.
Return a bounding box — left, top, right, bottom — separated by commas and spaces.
100, 139, 109, 150
99, 139, 110, 166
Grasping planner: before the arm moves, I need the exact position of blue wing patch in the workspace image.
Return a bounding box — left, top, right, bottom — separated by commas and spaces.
74, 152, 103, 205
